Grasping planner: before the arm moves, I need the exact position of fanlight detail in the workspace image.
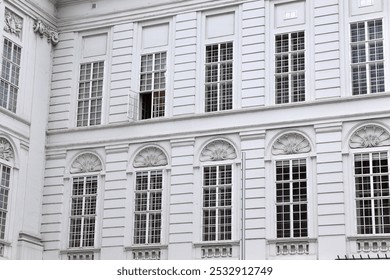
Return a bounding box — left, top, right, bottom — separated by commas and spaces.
71, 153, 103, 173
0, 138, 14, 162
200, 140, 237, 162
350, 125, 390, 149
272, 133, 311, 155
133, 147, 168, 168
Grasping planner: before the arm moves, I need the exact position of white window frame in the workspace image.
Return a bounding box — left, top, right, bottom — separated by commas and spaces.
201, 163, 233, 242
198, 8, 239, 114
133, 169, 164, 245
132, 19, 173, 121
76, 60, 105, 127
139, 51, 167, 120
351, 149, 390, 235
0, 37, 21, 113
349, 18, 385, 95
274, 31, 305, 104
274, 157, 308, 238
0, 161, 12, 242
68, 173, 99, 248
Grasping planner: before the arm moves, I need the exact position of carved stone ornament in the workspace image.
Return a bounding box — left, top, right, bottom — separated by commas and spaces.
349, 125, 390, 149
33, 20, 59, 46
0, 138, 14, 162
200, 140, 237, 162
272, 133, 311, 155
4, 9, 23, 38
133, 147, 168, 168
70, 153, 103, 173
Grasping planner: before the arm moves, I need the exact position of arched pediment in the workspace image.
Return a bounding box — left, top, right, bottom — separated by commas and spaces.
0, 137, 14, 162
70, 153, 103, 174
200, 140, 237, 162
272, 133, 311, 155
133, 147, 168, 168
350, 125, 390, 149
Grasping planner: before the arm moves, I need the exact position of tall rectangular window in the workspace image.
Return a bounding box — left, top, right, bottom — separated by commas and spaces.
0, 38, 21, 113
202, 165, 232, 241
0, 164, 11, 240
69, 176, 98, 248
139, 52, 166, 120
350, 19, 384, 95
76, 61, 104, 127
134, 170, 163, 244
275, 159, 308, 238
205, 42, 233, 112
354, 152, 390, 234
275, 32, 305, 104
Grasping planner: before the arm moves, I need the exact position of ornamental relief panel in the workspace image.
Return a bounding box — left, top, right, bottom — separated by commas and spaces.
200, 140, 237, 162
349, 125, 390, 149
70, 153, 103, 173
272, 133, 311, 155
133, 147, 168, 168
4, 9, 23, 38
0, 138, 14, 162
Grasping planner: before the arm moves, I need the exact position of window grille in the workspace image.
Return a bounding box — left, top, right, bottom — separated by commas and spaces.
69, 176, 98, 248
275, 159, 308, 238
134, 170, 163, 244
275, 32, 305, 104
354, 152, 390, 234
139, 52, 166, 119
350, 19, 384, 95
205, 42, 233, 112
76, 61, 104, 126
0, 38, 21, 113
0, 164, 11, 240
202, 165, 232, 241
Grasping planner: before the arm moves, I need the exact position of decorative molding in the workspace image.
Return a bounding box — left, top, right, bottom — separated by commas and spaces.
33, 20, 59, 46
0, 138, 14, 162
200, 140, 237, 162
272, 133, 311, 155
350, 125, 390, 149
70, 153, 102, 173
133, 147, 168, 168
4, 9, 23, 38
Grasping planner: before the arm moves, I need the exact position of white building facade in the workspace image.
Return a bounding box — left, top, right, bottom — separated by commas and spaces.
0, 0, 390, 260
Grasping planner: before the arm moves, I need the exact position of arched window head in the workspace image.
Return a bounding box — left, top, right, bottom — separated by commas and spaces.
70, 153, 103, 174
0, 137, 14, 163
133, 147, 168, 168
349, 124, 390, 149
200, 140, 237, 162
272, 133, 311, 155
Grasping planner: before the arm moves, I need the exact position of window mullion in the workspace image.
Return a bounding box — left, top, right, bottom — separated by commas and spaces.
217, 45, 221, 111
145, 171, 151, 244
215, 166, 220, 240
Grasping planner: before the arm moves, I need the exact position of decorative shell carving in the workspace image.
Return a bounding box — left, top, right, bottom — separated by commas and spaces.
200, 140, 237, 162
0, 138, 14, 162
33, 20, 59, 46
350, 125, 390, 149
272, 133, 311, 155
133, 147, 168, 168
70, 153, 103, 173
4, 9, 23, 38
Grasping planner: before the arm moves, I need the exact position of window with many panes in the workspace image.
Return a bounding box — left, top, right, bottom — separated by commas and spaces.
205, 42, 233, 112
0, 163, 11, 240
275, 159, 308, 238
139, 52, 166, 120
202, 165, 232, 241
0, 38, 21, 113
76, 61, 104, 127
350, 19, 384, 95
354, 152, 390, 234
275, 32, 305, 104
69, 176, 98, 248
134, 170, 163, 244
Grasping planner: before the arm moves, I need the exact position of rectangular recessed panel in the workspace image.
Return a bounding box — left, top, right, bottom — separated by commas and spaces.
82, 33, 107, 58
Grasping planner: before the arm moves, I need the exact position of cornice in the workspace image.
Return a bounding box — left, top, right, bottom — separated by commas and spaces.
55, 0, 248, 31
6, 0, 57, 27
